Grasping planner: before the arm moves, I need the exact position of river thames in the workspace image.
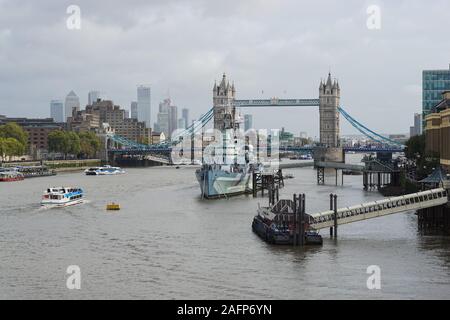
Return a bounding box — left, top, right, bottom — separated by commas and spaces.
1, 159, 450, 299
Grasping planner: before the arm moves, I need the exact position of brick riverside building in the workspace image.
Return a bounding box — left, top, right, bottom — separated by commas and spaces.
0, 115, 65, 152
68, 100, 151, 143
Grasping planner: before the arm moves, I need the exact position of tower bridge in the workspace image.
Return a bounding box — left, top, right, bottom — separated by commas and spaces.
107, 72, 405, 165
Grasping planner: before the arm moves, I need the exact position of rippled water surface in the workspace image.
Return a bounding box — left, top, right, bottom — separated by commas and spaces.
1, 160, 449, 299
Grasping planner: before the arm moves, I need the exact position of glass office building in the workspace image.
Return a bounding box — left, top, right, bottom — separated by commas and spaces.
137, 85, 151, 128
50, 100, 64, 123
422, 65, 450, 127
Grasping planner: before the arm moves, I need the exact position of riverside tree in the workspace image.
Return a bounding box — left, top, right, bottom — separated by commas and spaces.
404, 134, 440, 179
78, 131, 101, 159
48, 130, 76, 159
0, 122, 29, 147
48, 130, 100, 159
0, 137, 26, 161
0, 123, 28, 160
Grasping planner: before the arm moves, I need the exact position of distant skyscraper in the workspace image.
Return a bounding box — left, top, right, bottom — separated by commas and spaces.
130, 101, 138, 119
178, 118, 186, 130
157, 99, 170, 137
414, 113, 422, 135
155, 99, 179, 138
410, 113, 423, 137
168, 105, 178, 137
182, 108, 189, 128
244, 114, 253, 131
88, 91, 103, 105
423, 65, 450, 128
65, 90, 80, 121
50, 100, 64, 123
137, 85, 151, 128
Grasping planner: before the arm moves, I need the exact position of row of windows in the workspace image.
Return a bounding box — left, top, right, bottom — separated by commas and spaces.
423, 90, 450, 98
423, 82, 450, 91
423, 72, 450, 81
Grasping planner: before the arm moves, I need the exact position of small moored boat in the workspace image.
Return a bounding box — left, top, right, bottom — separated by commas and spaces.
41, 187, 84, 207
0, 170, 24, 182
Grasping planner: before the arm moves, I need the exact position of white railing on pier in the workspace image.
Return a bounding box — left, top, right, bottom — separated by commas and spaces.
309, 188, 448, 230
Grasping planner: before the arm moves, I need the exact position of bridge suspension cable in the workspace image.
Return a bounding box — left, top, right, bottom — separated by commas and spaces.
171, 107, 214, 141
338, 106, 405, 148
109, 107, 215, 150
108, 103, 404, 152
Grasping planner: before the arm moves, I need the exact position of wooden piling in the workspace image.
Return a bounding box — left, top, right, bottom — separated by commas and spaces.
333, 194, 338, 238
329, 193, 334, 237
293, 194, 298, 246
299, 194, 305, 246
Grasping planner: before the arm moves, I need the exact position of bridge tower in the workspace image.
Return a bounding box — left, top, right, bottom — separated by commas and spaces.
314, 73, 345, 174
213, 73, 236, 131
319, 73, 340, 147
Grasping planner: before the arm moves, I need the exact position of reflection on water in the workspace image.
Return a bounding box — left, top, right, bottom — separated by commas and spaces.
0, 158, 449, 299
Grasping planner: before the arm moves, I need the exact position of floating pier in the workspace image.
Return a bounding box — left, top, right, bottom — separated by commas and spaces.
252, 193, 323, 246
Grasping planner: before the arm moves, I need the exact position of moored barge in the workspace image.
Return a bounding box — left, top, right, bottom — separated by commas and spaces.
252, 199, 323, 245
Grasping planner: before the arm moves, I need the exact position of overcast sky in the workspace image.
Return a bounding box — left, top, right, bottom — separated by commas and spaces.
1, 0, 449, 138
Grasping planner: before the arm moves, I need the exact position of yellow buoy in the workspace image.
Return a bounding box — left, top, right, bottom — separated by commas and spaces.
106, 203, 121, 211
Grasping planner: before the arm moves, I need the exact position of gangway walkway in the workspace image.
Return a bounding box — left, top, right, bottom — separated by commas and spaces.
309, 188, 448, 230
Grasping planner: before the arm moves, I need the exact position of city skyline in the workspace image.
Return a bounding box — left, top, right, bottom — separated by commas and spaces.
1, 1, 450, 136
1, 1, 450, 303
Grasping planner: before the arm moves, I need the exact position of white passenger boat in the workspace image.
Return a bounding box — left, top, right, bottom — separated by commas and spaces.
84, 165, 125, 176
41, 187, 84, 207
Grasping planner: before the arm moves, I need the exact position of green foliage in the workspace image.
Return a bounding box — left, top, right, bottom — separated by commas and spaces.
404, 134, 440, 179
48, 130, 100, 159
48, 130, 70, 156
0, 123, 28, 159
67, 131, 81, 155
404, 134, 426, 160
0, 137, 26, 160
78, 131, 101, 158
0, 122, 28, 147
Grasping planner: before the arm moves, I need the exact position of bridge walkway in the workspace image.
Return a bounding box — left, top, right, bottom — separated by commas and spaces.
308, 188, 448, 230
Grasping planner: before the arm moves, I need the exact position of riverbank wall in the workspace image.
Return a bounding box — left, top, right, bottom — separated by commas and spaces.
0, 159, 102, 172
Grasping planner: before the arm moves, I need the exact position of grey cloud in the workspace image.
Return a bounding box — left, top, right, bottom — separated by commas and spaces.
0, 0, 449, 136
